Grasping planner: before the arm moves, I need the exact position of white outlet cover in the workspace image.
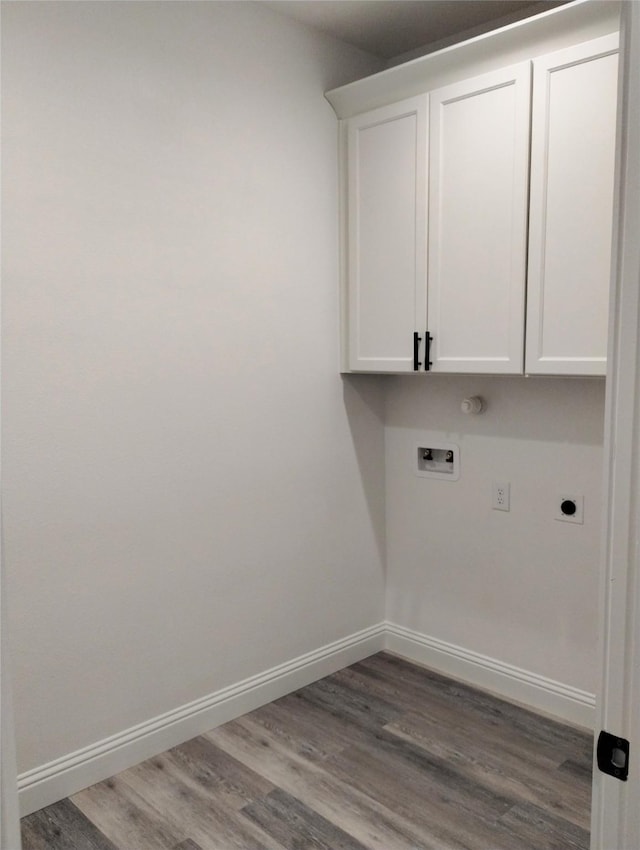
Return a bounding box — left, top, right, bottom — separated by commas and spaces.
492, 481, 510, 512
556, 494, 584, 524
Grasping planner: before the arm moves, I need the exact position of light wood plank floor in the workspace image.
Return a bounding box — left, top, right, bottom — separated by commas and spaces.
21, 652, 593, 850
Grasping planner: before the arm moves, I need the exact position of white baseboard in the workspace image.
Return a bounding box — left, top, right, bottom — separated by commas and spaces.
384, 621, 596, 729
19, 620, 595, 817
18, 623, 386, 816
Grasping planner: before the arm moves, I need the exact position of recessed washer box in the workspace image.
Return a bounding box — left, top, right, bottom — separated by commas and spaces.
416, 442, 460, 481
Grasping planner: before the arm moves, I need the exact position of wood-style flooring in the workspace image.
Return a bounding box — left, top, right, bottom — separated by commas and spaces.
21, 652, 593, 850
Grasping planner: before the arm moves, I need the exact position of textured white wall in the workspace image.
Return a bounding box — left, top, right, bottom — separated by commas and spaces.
384, 375, 605, 693
1, 1, 385, 773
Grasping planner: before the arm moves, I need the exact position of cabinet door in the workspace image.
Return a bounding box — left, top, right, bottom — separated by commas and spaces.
346, 96, 428, 372
526, 34, 619, 376
428, 63, 530, 374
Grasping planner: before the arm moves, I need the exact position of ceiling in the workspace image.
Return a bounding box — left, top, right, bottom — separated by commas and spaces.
262, 0, 570, 61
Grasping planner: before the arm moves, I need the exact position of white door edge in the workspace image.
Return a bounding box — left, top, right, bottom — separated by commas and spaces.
591, 3, 640, 848
1, 531, 21, 847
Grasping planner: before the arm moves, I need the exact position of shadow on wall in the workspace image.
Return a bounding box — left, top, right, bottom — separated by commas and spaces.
383, 374, 606, 447
342, 374, 387, 569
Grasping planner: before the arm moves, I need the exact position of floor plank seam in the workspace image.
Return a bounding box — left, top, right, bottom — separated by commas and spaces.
21, 652, 593, 850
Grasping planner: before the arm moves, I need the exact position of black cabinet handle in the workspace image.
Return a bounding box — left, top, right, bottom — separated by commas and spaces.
413, 332, 422, 371
425, 332, 433, 371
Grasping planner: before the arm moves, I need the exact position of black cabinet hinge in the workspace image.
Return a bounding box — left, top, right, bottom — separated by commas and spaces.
597, 730, 629, 781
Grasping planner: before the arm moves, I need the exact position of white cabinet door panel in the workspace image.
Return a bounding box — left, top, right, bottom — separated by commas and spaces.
347, 96, 428, 372
428, 63, 530, 374
526, 34, 619, 375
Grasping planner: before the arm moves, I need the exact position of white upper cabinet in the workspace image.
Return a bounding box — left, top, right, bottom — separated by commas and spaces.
526, 34, 619, 376
346, 96, 428, 372
427, 63, 531, 374
331, 4, 620, 376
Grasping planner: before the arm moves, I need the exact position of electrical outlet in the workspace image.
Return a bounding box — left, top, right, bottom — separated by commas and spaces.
492, 481, 510, 512
556, 494, 584, 524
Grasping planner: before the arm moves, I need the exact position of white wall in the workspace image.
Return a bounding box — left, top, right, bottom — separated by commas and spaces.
2, 0, 607, 801
1, 1, 385, 775
385, 375, 605, 694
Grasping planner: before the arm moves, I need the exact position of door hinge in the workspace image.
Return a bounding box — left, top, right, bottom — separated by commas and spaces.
597, 730, 629, 781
